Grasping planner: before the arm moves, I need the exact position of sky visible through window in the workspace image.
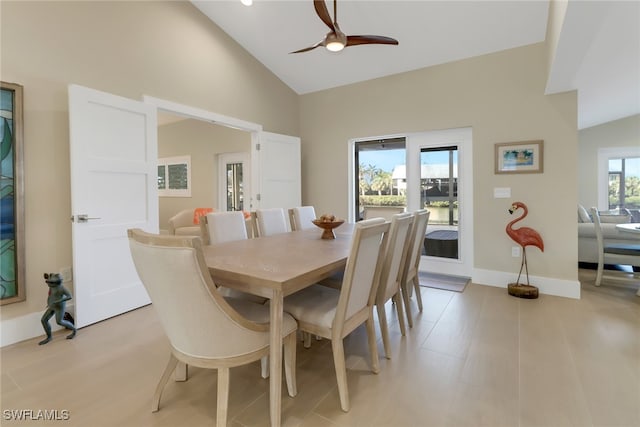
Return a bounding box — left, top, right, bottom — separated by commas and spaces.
360, 149, 455, 172
609, 157, 640, 177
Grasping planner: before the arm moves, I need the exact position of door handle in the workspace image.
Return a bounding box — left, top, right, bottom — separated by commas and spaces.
72, 214, 101, 223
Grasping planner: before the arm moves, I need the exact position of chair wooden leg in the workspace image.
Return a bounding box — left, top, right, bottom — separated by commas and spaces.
331, 338, 350, 412
365, 314, 380, 374
174, 361, 188, 381
413, 275, 423, 313
394, 293, 407, 337
152, 354, 179, 412
595, 257, 604, 287
260, 356, 269, 379
283, 331, 297, 397
400, 282, 414, 328
216, 367, 230, 427
376, 303, 392, 360
303, 332, 312, 348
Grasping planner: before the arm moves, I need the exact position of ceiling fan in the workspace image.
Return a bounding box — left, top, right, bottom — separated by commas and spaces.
290, 0, 399, 54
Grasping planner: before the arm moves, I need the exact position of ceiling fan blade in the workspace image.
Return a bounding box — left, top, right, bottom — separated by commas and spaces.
290, 40, 325, 54
346, 35, 399, 47
313, 0, 336, 32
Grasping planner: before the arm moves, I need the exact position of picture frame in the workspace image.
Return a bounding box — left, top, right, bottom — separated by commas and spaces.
1, 81, 25, 305
494, 140, 543, 174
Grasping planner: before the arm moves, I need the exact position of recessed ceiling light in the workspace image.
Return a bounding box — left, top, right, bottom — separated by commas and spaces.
241, 0, 252, 6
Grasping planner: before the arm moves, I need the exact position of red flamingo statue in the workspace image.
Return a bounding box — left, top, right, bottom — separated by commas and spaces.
506, 201, 544, 287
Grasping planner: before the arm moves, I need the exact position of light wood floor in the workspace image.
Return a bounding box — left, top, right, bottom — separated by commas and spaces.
2, 271, 638, 426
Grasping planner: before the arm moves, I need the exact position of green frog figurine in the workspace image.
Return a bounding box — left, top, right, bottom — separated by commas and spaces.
39, 273, 76, 345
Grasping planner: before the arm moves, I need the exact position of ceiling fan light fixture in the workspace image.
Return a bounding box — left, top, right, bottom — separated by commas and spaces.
291, 0, 398, 54
326, 41, 344, 52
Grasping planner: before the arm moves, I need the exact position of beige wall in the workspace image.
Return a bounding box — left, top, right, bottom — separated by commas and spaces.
0, 1, 298, 325
300, 43, 578, 282
577, 114, 640, 209
158, 119, 250, 229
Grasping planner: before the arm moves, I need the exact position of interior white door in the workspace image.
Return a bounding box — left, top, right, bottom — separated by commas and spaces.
251, 132, 301, 210
69, 84, 158, 328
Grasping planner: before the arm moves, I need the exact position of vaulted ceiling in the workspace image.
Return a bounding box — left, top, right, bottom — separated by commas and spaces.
192, 0, 639, 130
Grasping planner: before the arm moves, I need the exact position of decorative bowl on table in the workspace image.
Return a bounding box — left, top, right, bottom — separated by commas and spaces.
312, 215, 345, 240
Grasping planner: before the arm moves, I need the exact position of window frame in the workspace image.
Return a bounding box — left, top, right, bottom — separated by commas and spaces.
597, 146, 640, 210
158, 155, 191, 197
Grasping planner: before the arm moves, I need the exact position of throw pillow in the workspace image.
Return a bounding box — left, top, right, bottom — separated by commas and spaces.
193, 207, 214, 224
577, 204, 591, 223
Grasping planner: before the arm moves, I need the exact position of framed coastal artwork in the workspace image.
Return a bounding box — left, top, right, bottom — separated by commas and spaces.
1, 82, 25, 305
495, 140, 544, 174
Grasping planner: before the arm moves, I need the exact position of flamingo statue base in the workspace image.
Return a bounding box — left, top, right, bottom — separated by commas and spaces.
508, 283, 539, 299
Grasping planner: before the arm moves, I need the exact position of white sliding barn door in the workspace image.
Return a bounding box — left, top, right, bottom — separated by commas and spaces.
251, 131, 301, 210
69, 84, 157, 328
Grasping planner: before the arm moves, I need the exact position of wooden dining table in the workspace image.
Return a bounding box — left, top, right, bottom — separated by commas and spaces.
202, 224, 355, 426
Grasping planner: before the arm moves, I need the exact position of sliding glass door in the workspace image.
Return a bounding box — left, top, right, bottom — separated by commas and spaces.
406, 128, 473, 278
353, 138, 406, 221
349, 128, 472, 277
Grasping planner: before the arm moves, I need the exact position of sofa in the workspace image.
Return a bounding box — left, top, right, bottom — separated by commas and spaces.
167, 208, 212, 237
578, 205, 640, 267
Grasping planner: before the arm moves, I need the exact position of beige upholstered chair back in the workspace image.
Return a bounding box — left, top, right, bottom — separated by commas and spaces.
255, 208, 289, 236
127, 229, 270, 359
376, 213, 414, 304
335, 218, 389, 326
201, 211, 247, 245
402, 209, 430, 280
289, 206, 317, 231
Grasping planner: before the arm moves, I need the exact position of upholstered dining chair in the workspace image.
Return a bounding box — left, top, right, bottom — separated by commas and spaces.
289, 206, 317, 231
374, 212, 414, 359
282, 218, 390, 412
127, 229, 298, 427
199, 212, 266, 302
199, 211, 270, 377
200, 211, 248, 245
399, 209, 430, 328
590, 208, 640, 295
254, 208, 289, 237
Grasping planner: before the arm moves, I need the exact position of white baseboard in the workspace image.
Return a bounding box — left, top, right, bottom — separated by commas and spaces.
472, 269, 581, 299
1, 303, 75, 348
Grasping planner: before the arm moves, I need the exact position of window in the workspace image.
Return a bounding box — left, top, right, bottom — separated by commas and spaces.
158, 156, 191, 197
608, 157, 640, 211
598, 147, 640, 222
